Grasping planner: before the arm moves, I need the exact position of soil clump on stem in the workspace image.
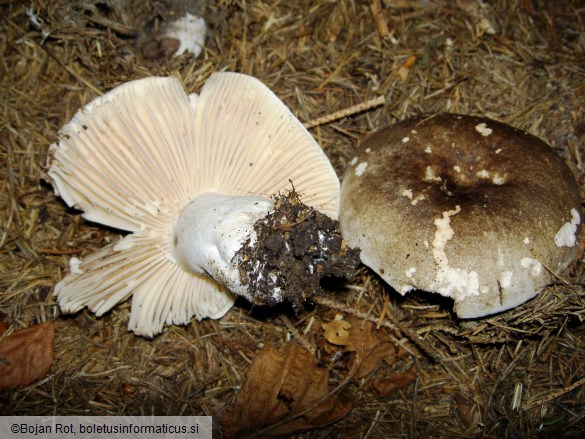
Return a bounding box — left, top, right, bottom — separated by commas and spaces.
236, 188, 360, 310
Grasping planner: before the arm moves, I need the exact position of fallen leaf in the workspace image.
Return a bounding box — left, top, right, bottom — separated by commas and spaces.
322, 314, 351, 346
0, 312, 8, 334
345, 315, 398, 378
222, 341, 353, 438
453, 391, 481, 429
372, 366, 418, 397
0, 321, 55, 390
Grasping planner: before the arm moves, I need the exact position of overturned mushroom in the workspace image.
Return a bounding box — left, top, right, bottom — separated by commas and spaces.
48, 73, 358, 337
340, 113, 581, 318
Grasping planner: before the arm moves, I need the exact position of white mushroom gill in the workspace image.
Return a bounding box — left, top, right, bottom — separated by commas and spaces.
48, 73, 340, 337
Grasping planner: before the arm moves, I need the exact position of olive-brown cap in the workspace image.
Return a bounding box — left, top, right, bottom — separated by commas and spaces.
340, 114, 581, 317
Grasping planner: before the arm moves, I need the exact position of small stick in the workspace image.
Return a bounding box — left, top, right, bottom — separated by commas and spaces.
40, 248, 84, 255
523, 377, 585, 410
280, 315, 315, 355
303, 95, 386, 129
33, 40, 103, 97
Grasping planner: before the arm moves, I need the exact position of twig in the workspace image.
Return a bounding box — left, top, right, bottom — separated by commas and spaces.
363, 410, 382, 439
303, 96, 386, 129
523, 377, 585, 410
40, 247, 84, 255
280, 315, 315, 355
32, 39, 103, 96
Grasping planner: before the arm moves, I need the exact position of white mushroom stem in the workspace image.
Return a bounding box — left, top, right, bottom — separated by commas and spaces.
172, 192, 274, 298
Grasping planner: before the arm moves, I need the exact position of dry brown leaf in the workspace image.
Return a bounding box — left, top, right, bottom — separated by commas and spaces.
372, 367, 418, 397
0, 312, 9, 334
345, 315, 398, 379
322, 314, 351, 346
0, 321, 55, 390
222, 341, 353, 438
453, 392, 481, 429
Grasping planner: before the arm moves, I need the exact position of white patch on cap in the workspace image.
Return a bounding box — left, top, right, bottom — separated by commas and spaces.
402, 136, 410, 143
475, 123, 493, 137
401, 285, 416, 294
69, 257, 84, 275
495, 148, 502, 154
523, 237, 530, 244
411, 194, 427, 206
355, 162, 368, 176
429, 205, 481, 299
411, 130, 418, 134
500, 271, 513, 289
496, 245, 506, 269
349, 156, 358, 166
406, 267, 416, 278
432, 207, 460, 267
554, 208, 581, 247
424, 166, 441, 182
365, 147, 371, 153
521, 257, 542, 276
453, 165, 461, 173
402, 189, 413, 199
424, 146, 432, 154
492, 173, 506, 185
476, 169, 490, 179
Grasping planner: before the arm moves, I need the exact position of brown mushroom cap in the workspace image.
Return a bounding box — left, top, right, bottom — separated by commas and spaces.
340, 113, 581, 318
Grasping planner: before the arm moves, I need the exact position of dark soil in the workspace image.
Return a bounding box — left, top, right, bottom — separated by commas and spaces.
236, 189, 360, 310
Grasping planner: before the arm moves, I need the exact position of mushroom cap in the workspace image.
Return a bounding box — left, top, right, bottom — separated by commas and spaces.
48, 72, 339, 336
340, 113, 581, 318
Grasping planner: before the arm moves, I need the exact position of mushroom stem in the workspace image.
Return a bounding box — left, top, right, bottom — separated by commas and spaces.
172, 192, 274, 299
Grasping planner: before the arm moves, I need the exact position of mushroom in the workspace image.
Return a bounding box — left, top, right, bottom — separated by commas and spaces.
340, 113, 582, 318
48, 72, 340, 337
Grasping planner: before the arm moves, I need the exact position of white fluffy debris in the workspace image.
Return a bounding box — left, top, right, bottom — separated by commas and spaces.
166, 13, 207, 57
